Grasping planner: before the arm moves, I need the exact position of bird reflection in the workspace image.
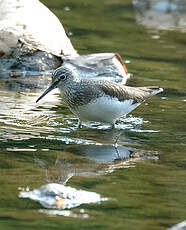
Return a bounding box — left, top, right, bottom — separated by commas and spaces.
34, 143, 158, 185
19, 135, 158, 215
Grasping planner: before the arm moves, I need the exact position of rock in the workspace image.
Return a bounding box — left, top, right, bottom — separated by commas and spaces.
0, 0, 77, 79
0, 0, 77, 57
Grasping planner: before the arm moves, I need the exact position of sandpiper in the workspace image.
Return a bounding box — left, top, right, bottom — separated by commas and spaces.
36, 66, 163, 128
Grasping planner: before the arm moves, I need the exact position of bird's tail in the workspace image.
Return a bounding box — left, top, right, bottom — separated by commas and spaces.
130, 86, 164, 103
139, 86, 163, 96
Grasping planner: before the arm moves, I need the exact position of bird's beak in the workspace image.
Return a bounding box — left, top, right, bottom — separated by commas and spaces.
36, 81, 58, 103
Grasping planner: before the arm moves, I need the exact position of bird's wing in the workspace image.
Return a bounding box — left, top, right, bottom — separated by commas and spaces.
99, 81, 163, 103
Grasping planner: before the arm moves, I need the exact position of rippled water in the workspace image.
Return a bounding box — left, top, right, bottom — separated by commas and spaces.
1, 0, 186, 229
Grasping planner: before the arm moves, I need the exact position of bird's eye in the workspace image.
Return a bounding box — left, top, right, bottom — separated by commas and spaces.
60, 74, 66, 80
52, 69, 67, 81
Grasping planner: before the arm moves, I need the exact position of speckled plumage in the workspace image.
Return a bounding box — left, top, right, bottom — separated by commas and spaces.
36, 66, 163, 127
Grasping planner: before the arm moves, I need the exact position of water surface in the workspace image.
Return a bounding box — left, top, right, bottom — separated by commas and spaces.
0, 0, 186, 229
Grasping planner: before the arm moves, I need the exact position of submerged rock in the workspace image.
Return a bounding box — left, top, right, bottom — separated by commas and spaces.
64, 53, 130, 84
0, 50, 61, 79
133, 0, 186, 31
19, 183, 108, 209
168, 220, 186, 230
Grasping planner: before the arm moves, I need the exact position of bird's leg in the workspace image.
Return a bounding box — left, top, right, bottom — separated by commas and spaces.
111, 122, 116, 129
77, 120, 82, 129
113, 132, 122, 158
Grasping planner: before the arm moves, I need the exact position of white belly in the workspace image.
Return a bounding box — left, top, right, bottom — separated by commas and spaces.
71, 96, 140, 124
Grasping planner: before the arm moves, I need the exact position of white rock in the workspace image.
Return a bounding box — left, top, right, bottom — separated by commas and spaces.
0, 0, 78, 56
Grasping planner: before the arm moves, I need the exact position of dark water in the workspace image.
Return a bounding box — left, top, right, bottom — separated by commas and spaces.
1, 0, 186, 229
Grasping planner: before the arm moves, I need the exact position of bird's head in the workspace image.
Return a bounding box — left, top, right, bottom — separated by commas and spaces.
36, 66, 77, 103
